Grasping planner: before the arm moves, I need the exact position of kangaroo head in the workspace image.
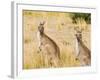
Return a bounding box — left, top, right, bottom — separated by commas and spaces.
75, 31, 82, 41
38, 21, 45, 34
74, 27, 83, 42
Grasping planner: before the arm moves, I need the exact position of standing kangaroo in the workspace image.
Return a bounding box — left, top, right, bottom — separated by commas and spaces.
37, 21, 60, 67
74, 28, 91, 66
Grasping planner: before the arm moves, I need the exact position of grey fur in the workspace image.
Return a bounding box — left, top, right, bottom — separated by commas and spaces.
37, 22, 60, 67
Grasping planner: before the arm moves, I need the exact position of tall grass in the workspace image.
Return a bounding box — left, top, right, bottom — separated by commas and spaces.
23, 10, 90, 69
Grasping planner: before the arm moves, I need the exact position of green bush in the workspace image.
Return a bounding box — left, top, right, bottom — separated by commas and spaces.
70, 13, 91, 24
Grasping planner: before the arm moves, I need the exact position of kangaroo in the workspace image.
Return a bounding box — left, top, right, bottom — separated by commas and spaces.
74, 28, 91, 66
37, 21, 60, 67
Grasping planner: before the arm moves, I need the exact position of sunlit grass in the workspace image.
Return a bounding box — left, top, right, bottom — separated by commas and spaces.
23, 10, 90, 69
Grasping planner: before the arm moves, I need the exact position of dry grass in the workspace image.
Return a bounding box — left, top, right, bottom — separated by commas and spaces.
23, 10, 91, 69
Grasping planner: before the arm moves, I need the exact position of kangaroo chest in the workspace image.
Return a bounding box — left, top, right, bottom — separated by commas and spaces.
75, 38, 80, 56
37, 31, 48, 46
76, 39, 88, 58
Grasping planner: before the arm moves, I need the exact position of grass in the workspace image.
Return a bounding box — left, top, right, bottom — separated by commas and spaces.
23, 10, 90, 69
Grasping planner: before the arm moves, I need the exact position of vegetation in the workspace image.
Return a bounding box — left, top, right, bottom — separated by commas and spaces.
70, 13, 91, 24
23, 10, 90, 69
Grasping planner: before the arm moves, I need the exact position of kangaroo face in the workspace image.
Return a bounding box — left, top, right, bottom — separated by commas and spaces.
38, 24, 44, 34
38, 22, 45, 34
75, 31, 82, 42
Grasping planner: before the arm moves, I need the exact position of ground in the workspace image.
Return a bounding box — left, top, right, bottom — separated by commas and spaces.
23, 10, 91, 69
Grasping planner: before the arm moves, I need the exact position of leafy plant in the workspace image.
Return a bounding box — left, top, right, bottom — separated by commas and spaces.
70, 13, 91, 24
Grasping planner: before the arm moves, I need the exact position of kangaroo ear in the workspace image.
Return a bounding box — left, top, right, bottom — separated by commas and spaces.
40, 22, 42, 25
42, 21, 45, 25
74, 27, 79, 32
80, 28, 84, 32
75, 34, 77, 37
40, 21, 45, 25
